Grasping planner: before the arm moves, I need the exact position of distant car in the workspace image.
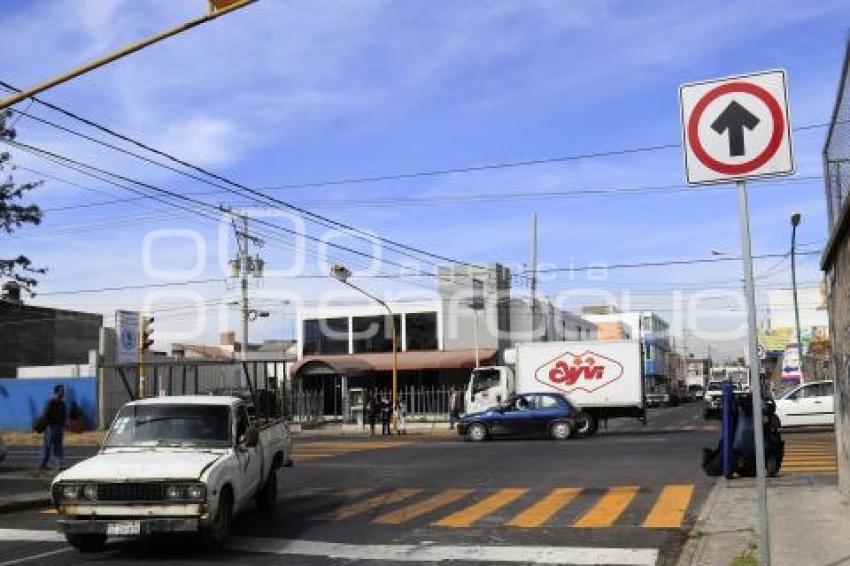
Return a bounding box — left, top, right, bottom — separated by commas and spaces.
457, 392, 579, 441
774, 380, 835, 428
703, 380, 743, 418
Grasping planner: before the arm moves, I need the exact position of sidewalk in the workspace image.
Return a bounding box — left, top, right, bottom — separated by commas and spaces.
292, 421, 457, 437
679, 475, 850, 566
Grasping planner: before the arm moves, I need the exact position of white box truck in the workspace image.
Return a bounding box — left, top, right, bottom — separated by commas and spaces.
464, 340, 645, 437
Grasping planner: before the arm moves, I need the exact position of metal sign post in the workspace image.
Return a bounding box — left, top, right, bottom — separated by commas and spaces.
680, 70, 795, 566
736, 180, 771, 565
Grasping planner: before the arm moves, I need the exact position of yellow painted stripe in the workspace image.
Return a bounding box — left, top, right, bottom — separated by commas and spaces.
573, 486, 639, 528
374, 489, 473, 525
507, 488, 582, 528
433, 488, 528, 528
642, 484, 694, 528
320, 488, 422, 521
782, 465, 837, 470
39, 508, 57, 516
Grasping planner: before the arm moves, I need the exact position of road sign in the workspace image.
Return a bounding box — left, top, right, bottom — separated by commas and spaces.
115, 310, 140, 365
757, 344, 766, 360
680, 70, 793, 184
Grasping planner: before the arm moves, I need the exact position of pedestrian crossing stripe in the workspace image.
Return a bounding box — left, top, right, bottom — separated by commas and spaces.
641, 484, 694, 528
293, 441, 410, 462
573, 486, 639, 528
319, 488, 422, 521
780, 439, 837, 475
506, 487, 582, 528
374, 489, 473, 525
432, 488, 528, 528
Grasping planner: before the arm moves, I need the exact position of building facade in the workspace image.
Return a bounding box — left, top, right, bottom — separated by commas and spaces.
290, 263, 597, 419
582, 307, 671, 395
821, 40, 850, 495
0, 293, 103, 378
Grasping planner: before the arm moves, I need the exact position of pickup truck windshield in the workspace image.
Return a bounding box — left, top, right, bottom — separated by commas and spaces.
105, 404, 231, 448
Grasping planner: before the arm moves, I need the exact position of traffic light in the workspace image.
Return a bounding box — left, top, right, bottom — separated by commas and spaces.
208, 0, 251, 14
140, 316, 155, 352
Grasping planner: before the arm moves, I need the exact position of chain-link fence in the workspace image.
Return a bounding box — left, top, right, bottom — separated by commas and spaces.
825, 42, 850, 227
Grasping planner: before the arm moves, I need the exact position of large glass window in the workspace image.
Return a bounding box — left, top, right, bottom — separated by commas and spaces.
302, 318, 349, 356
405, 312, 438, 351
352, 315, 400, 353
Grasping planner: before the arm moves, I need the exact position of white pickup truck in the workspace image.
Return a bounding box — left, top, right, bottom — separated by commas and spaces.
51, 395, 292, 552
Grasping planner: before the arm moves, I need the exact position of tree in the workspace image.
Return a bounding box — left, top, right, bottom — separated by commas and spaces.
1, 109, 45, 295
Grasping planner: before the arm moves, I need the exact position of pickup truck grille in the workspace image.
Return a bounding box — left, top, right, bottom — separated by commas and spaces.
97, 483, 163, 502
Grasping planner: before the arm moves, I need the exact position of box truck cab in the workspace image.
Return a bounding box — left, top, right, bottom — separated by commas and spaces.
465, 340, 645, 437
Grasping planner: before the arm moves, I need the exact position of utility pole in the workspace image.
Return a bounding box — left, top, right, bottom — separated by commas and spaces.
240, 215, 250, 363
230, 216, 264, 362
530, 213, 538, 341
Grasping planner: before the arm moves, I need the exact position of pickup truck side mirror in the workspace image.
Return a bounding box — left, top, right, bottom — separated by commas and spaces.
243, 427, 259, 448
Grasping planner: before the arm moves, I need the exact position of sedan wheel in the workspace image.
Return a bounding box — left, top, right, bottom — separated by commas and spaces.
467, 423, 488, 442
550, 421, 572, 440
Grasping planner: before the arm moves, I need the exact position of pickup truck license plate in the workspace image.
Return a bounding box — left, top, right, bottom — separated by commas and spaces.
106, 521, 141, 536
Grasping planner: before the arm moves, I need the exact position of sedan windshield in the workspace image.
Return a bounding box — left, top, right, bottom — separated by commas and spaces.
105, 404, 231, 448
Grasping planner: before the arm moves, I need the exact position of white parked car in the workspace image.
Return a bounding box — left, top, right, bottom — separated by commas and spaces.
774, 380, 835, 428
51, 395, 292, 552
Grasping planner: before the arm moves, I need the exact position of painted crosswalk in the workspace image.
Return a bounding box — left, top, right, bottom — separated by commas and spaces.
293, 440, 410, 463
281, 484, 696, 530
781, 438, 837, 475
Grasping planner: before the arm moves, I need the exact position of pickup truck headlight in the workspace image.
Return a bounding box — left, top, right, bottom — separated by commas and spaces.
82, 484, 98, 501
164, 483, 206, 502
61, 484, 81, 500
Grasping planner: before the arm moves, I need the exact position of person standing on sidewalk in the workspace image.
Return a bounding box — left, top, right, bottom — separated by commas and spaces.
396, 398, 407, 435
367, 392, 378, 437
380, 396, 392, 435
449, 387, 461, 429
38, 385, 67, 471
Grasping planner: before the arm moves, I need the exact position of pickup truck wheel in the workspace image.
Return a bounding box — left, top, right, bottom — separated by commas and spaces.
550, 421, 573, 441
201, 490, 232, 549
256, 469, 279, 513
575, 412, 598, 438
466, 423, 488, 442
65, 534, 107, 553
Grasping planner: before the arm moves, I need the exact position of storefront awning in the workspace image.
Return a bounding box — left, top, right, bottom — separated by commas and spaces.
291, 349, 498, 378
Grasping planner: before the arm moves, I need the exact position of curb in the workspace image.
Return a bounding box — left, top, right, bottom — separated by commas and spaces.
676, 479, 723, 566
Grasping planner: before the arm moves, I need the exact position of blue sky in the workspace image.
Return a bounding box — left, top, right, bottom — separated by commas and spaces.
2, 0, 847, 358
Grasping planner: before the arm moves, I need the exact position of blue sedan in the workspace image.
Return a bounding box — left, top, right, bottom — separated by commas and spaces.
457, 392, 579, 441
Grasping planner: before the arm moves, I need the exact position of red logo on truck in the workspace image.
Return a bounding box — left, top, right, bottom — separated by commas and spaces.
534, 350, 624, 394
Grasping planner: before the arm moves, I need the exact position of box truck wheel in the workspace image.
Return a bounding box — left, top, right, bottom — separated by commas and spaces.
550, 421, 573, 440
575, 412, 598, 437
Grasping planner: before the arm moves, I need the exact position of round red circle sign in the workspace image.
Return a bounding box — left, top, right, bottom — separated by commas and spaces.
687, 81, 785, 175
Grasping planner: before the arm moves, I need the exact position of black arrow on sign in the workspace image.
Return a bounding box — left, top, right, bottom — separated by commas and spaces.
710, 100, 760, 157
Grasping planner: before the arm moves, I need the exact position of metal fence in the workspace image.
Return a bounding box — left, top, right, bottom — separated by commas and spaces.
362, 386, 456, 422
825, 42, 850, 228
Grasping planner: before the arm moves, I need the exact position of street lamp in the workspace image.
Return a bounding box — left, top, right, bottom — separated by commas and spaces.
790, 212, 804, 383
329, 264, 398, 432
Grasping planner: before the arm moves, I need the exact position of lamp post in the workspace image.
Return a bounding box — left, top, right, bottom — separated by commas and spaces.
330, 264, 398, 432
790, 212, 804, 383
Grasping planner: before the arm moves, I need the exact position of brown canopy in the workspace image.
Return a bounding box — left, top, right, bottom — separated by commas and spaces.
290, 349, 498, 378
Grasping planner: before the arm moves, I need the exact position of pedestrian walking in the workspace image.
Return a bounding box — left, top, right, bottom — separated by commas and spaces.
37, 385, 67, 471
396, 398, 407, 435
380, 396, 393, 435
367, 392, 378, 437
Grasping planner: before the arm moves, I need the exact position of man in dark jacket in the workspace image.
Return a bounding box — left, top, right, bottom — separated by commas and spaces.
380, 396, 393, 435
39, 385, 66, 471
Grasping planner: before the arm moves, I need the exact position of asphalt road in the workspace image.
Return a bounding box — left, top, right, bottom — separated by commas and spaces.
0, 402, 828, 566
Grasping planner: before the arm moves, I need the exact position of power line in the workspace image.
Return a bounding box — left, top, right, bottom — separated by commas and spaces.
3, 85, 529, 283
531, 251, 820, 274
